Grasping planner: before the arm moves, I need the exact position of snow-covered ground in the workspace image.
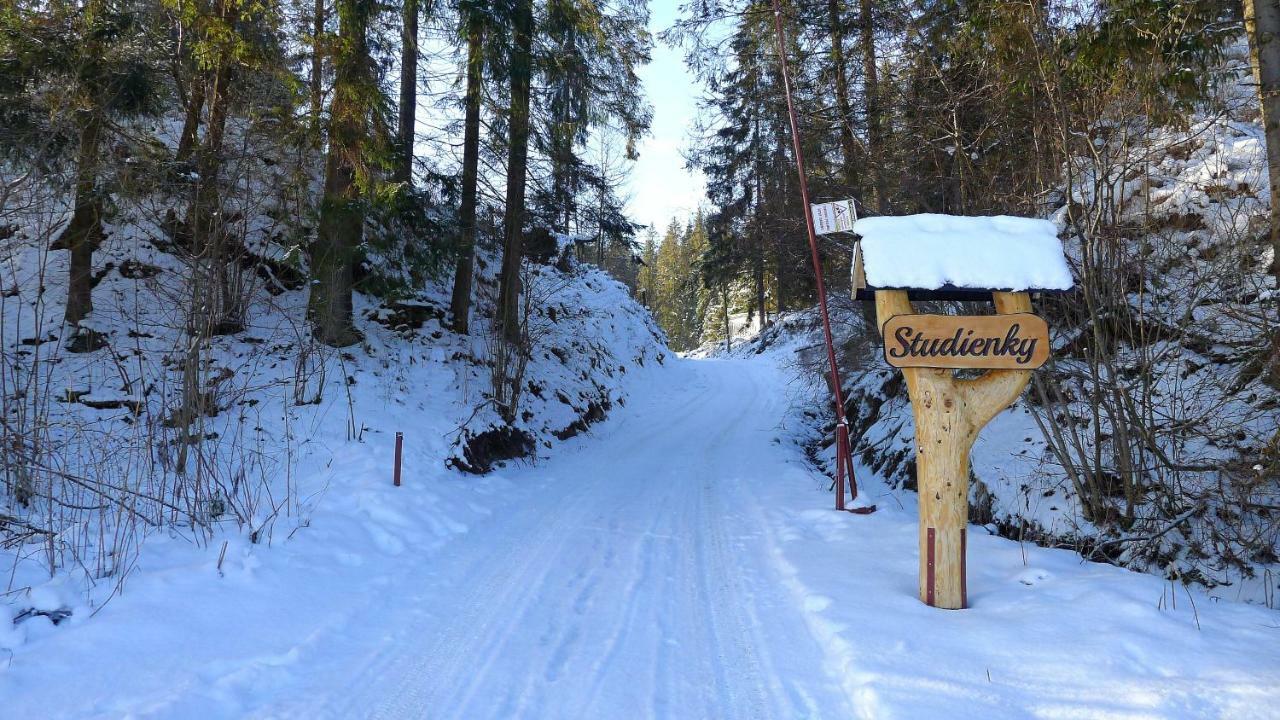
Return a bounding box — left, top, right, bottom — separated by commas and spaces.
3, 353, 1277, 719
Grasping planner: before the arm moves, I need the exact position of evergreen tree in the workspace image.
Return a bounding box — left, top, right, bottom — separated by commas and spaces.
0, 0, 162, 337
496, 0, 535, 344
638, 225, 659, 307
531, 0, 651, 236
447, 0, 489, 334
308, 0, 389, 346
168, 0, 293, 335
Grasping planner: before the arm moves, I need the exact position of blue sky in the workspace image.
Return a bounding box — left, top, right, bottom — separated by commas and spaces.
622, 1, 707, 234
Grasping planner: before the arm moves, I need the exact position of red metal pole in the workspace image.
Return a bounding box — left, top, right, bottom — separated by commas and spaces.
393, 432, 404, 487
769, 0, 871, 514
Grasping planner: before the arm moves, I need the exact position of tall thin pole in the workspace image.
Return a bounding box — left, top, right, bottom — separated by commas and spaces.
769, 0, 869, 513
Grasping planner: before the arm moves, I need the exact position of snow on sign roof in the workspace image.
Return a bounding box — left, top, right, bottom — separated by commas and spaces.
852, 214, 1073, 292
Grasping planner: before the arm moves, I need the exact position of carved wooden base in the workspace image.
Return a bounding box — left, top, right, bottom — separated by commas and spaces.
875, 290, 1034, 609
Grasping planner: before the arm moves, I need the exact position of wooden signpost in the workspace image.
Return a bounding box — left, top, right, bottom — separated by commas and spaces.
852, 214, 1073, 610
876, 292, 1040, 609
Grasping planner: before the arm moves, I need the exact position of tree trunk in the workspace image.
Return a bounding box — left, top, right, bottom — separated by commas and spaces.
396, 0, 418, 183
768, 149, 790, 316
308, 0, 367, 347
496, 0, 534, 344
449, 8, 484, 334
752, 114, 768, 330
722, 284, 732, 353
57, 111, 104, 327
1245, 0, 1280, 286
828, 0, 859, 192
774, 226, 787, 315
753, 221, 766, 331
192, 59, 239, 335
859, 0, 887, 212
310, 0, 326, 129
176, 76, 205, 164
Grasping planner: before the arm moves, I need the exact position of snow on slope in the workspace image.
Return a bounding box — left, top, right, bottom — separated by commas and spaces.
5, 353, 1277, 718
0, 178, 669, 690
711, 248, 1276, 605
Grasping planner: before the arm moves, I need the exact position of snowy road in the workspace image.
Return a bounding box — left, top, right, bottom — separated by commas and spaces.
273, 358, 857, 719
5, 355, 1279, 718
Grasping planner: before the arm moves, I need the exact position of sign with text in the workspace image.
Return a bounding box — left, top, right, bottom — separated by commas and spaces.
811, 199, 856, 235
883, 313, 1050, 369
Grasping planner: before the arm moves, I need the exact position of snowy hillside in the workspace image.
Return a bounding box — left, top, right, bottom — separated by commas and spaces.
0, 173, 669, 667
708, 71, 1280, 604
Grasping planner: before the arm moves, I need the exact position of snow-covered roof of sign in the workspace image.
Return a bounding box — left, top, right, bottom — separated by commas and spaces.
852, 214, 1073, 292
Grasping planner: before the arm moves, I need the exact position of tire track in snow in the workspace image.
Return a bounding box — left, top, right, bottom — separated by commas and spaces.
268, 359, 855, 719
367, 493, 593, 720
695, 361, 772, 719
306, 366, 715, 720
572, 490, 666, 718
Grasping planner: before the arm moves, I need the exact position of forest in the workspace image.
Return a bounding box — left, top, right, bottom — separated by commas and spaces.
645, 0, 1267, 348
0, 0, 655, 562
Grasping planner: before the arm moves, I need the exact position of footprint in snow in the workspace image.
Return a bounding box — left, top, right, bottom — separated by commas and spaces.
364, 523, 406, 555
1015, 568, 1053, 586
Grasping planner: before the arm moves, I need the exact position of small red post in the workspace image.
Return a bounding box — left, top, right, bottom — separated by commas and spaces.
393, 432, 403, 487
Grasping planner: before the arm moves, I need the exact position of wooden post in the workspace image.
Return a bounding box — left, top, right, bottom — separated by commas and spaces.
393, 431, 403, 487
875, 290, 1034, 609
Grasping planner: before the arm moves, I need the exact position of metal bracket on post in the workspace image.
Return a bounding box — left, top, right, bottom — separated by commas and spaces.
834, 419, 848, 512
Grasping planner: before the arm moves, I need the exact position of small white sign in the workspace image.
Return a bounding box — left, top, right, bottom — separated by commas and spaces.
811, 199, 857, 235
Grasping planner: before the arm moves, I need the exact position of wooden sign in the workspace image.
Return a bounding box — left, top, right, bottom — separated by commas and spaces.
882, 313, 1049, 369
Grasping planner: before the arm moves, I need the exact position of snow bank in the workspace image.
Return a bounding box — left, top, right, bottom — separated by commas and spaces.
0, 168, 668, 706
854, 214, 1073, 291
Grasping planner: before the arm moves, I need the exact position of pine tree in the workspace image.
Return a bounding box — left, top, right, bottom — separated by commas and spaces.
529, 1, 650, 244
652, 220, 685, 345
0, 0, 161, 338
495, 0, 535, 344
681, 1, 809, 331
169, 0, 292, 336
638, 226, 658, 307
308, 0, 387, 346
448, 0, 488, 334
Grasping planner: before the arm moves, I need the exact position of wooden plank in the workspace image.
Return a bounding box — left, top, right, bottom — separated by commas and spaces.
882, 312, 1049, 369
850, 243, 866, 297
